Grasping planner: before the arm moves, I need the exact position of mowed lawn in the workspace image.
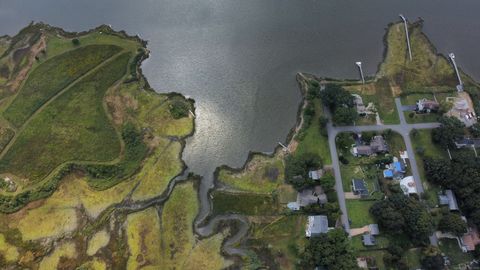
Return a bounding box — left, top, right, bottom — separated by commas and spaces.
346, 199, 376, 228
3, 44, 121, 127
0, 52, 131, 183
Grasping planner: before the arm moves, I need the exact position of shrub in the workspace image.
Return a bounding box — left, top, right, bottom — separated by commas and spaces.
169, 100, 190, 119
72, 38, 80, 46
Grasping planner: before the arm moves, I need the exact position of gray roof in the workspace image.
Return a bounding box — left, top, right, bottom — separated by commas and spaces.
356, 145, 373, 156
298, 187, 327, 206
369, 224, 380, 235
362, 234, 376, 246
438, 195, 450, 205
370, 136, 389, 153
446, 190, 459, 211
309, 170, 324, 180
307, 215, 329, 236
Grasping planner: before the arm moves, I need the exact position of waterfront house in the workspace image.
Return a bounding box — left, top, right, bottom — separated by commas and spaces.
416, 98, 439, 113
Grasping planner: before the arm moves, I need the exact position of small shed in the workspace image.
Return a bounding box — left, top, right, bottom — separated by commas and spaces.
368, 224, 380, 235
362, 234, 376, 246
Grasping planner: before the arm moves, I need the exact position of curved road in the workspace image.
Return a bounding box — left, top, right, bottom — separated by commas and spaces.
326, 98, 439, 238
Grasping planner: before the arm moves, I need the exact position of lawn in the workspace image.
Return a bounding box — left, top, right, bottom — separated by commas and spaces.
402, 248, 422, 269
351, 235, 389, 251
343, 79, 399, 125
3, 44, 122, 127
358, 250, 387, 270
0, 52, 131, 183
346, 199, 376, 228
439, 238, 474, 266
295, 99, 332, 164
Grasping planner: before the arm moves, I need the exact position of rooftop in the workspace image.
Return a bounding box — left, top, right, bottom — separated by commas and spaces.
305, 215, 329, 237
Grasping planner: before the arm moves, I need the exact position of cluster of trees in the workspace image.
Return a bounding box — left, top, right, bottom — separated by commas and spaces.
285, 152, 322, 190
424, 154, 480, 227
431, 116, 465, 148
298, 229, 358, 270
169, 100, 190, 119
370, 193, 433, 243
320, 84, 358, 125
438, 212, 467, 236
420, 246, 445, 270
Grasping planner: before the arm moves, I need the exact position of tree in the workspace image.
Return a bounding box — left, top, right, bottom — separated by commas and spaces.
299, 229, 358, 270
438, 213, 467, 236
469, 123, 480, 138
432, 116, 465, 148
333, 107, 358, 125
72, 38, 80, 46
285, 153, 322, 189
169, 100, 190, 119
319, 174, 335, 191
319, 84, 354, 111
370, 194, 433, 243
421, 246, 444, 270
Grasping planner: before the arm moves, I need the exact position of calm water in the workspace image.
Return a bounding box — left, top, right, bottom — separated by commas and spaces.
1, 0, 480, 218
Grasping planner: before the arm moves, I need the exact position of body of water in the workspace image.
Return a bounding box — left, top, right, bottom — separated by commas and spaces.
1, 0, 480, 220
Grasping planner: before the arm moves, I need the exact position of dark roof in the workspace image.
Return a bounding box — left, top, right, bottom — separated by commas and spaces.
352, 179, 367, 191
454, 138, 480, 148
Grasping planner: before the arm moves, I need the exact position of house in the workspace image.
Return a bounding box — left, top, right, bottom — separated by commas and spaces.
461, 227, 480, 252
352, 179, 369, 198
352, 135, 388, 157
305, 215, 329, 237
353, 145, 374, 156
400, 176, 417, 195
308, 169, 325, 180
368, 224, 380, 235
287, 202, 300, 211
454, 138, 480, 149
352, 94, 367, 116
370, 136, 389, 153
416, 98, 439, 113
362, 233, 376, 246
438, 190, 459, 211
297, 186, 328, 207
383, 160, 406, 179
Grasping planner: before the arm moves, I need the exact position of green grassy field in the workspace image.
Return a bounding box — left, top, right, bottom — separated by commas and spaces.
295, 99, 332, 164
3, 45, 121, 127
0, 52, 131, 183
0, 127, 14, 153
378, 22, 457, 92
212, 190, 280, 216
346, 199, 376, 228
217, 153, 285, 194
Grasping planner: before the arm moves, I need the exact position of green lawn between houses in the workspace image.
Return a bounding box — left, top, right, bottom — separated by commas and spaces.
346, 199, 376, 228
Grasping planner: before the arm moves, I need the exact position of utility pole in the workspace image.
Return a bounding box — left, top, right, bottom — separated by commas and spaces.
355, 61, 365, 84
449, 53, 464, 91
399, 14, 412, 61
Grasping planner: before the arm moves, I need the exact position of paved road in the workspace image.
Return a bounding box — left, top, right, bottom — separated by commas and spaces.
325, 98, 440, 239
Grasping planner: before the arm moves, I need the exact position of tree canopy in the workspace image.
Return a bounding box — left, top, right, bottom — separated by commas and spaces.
370, 194, 433, 243
438, 212, 467, 236
431, 116, 465, 148
320, 84, 358, 125
299, 228, 358, 270
424, 155, 480, 227
285, 153, 322, 190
